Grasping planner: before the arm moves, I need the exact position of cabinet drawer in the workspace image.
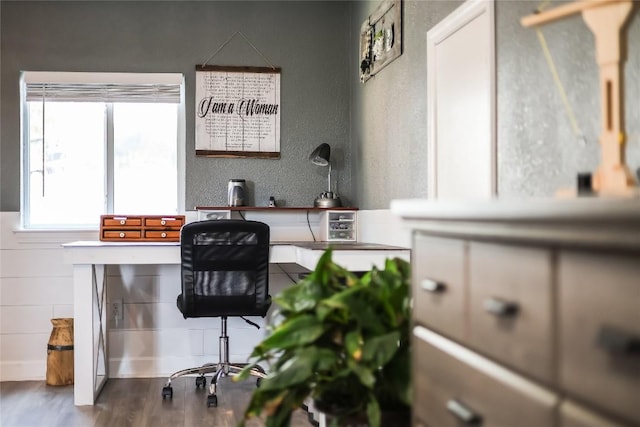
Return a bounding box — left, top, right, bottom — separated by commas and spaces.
102, 230, 142, 240
413, 326, 557, 427
144, 230, 180, 240
412, 233, 466, 341
559, 250, 640, 425
144, 216, 184, 228
468, 242, 554, 383
101, 216, 142, 227
560, 400, 629, 427
328, 230, 355, 241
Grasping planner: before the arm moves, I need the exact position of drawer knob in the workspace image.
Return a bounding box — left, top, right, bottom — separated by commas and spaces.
120, 219, 126, 225
596, 325, 640, 356
447, 399, 482, 425
119, 232, 125, 238
161, 232, 167, 238
420, 279, 446, 293
161, 220, 166, 225
483, 297, 519, 317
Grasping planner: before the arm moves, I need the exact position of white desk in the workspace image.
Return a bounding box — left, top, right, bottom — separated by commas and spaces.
62, 240, 409, 406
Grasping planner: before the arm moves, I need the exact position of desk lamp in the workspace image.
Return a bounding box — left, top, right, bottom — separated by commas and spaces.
309, 143, 342, 208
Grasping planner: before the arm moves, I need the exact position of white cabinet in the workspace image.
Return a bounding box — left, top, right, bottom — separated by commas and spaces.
393, 198, 640, 427
320, 210, 357, 242
194, 207, 358, 242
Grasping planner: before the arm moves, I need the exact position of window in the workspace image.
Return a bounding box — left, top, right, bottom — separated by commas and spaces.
21, 72, 185, 229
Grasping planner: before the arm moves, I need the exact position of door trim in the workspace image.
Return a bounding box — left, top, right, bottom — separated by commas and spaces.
426, 0, 496, 199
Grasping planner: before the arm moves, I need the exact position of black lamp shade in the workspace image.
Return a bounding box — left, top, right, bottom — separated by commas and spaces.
309, 143, 330, 166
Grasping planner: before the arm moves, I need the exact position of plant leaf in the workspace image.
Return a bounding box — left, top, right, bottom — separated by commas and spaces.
252, 315, 324, 355
382, 346, 412, 406
259, 349, 315, 391
362, 331, 400, 367
314, 348, 341, 372
344, 329, 363, 361
274, 278, 323, 313
347, 359, 375, 388
366, 397, 381, 427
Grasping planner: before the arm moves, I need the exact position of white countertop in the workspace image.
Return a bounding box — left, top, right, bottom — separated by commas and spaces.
390, 197, 640, 222
62, 240, 410, 272
390, 197, 640, 250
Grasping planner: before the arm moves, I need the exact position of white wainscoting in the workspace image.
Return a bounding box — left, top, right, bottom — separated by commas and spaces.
357, 209, 412, 248
0, 212, 94, 381
0, 211, 306, 381
0, 209, 408, 381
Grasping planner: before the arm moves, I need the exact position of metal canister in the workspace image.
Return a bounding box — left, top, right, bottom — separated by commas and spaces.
227, 179, 246, 206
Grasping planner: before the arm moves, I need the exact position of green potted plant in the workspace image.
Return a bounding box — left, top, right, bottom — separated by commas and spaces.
236, 249, 411, 427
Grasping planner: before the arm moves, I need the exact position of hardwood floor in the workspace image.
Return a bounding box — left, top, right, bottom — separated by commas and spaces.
0, 377, 314, 427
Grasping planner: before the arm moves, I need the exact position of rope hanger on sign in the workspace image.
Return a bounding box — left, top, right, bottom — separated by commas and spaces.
200, 31, 277, 70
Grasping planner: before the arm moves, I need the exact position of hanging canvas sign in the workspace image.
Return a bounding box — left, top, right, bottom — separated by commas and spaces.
195, 65, 281, 158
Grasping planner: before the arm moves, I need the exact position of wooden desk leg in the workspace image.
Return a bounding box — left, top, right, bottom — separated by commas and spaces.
73, 264, 108, 406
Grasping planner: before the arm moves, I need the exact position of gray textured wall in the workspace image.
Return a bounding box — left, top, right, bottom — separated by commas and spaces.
350, 0, 463, 209
351, 0, 640, 208
3, 1, 640, 213
0, 1, 352, 211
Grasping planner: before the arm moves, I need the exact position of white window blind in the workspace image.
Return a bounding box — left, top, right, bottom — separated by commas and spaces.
23, 71, 182, 103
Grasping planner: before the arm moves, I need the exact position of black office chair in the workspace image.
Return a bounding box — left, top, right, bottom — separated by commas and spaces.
161, 219, 271, 408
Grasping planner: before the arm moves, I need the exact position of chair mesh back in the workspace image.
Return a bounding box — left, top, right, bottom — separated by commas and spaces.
178, 220, 270, 318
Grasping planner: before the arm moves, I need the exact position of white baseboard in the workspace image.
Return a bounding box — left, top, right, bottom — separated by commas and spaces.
0, 360, 46, 381
0, 355, 256, 381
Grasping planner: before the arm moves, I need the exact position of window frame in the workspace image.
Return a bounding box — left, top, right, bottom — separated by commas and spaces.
20, 71, 186, 230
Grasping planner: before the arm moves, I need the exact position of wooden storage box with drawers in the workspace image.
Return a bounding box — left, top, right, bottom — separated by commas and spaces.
100, 215, 185, 242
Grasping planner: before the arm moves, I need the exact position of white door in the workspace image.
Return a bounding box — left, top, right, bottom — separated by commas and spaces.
426, 0, 496, 199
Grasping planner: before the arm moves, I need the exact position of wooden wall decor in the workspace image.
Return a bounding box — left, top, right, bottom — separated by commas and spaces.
522, 0, 637, 197
360, 0, 403, 83
195, 65, 281, 158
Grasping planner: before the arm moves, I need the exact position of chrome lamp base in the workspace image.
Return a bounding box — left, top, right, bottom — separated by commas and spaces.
314, 192, 342, 208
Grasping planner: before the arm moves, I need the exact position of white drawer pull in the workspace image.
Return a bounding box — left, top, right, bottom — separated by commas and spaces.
161, 232, 167, 238
483, 297, 519, 317
447, 399, 482, 424
160, 220, 166, 225
420, 279, 446, 293
119, 232, 125, 238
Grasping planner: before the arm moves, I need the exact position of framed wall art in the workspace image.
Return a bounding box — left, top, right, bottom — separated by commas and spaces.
195, 65, 281, 158
360, 0, 403, 83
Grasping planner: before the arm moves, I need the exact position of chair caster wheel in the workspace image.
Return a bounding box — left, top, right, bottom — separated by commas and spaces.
207, 394, 218, 407
195, 375, 206, 389
162, 386, 173, 400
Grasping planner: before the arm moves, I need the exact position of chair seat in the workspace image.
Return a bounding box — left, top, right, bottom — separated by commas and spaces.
177, 294, 271, 318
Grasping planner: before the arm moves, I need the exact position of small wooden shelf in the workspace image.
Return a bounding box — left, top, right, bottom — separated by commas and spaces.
195, 206, 359, 242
